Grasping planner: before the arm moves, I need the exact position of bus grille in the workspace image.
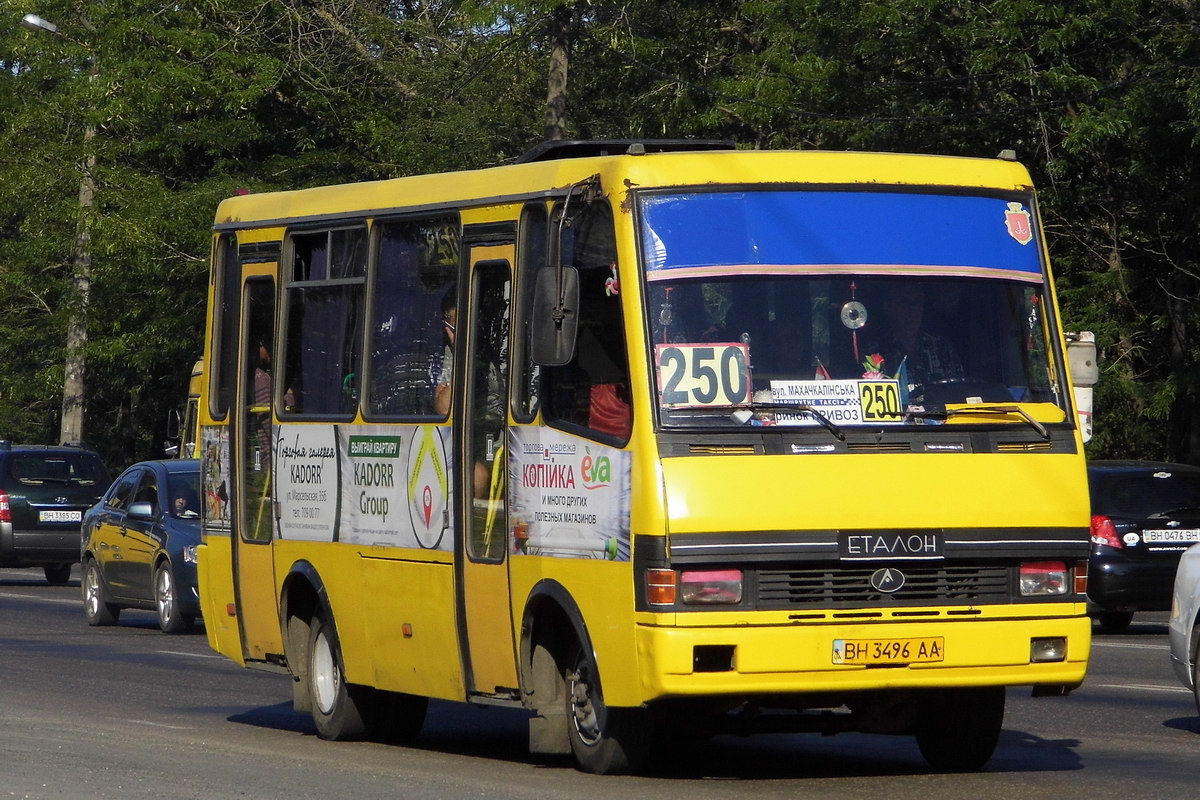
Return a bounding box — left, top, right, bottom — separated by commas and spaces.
756, 565, 1011, 607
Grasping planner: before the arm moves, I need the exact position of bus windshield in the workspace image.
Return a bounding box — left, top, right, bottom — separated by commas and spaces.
639, 189, 1068, 429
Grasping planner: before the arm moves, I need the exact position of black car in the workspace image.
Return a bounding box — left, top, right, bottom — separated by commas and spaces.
1087, 460, 1200, 633
81, 459, 202, 633
0, 442, 109, 583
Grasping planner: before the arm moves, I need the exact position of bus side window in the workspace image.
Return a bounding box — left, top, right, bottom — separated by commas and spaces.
210, 234, 240, 420
540, 201, 632, 441
514, 203, 548, 422
366, 216, 459, 418
282, 227, 366, 417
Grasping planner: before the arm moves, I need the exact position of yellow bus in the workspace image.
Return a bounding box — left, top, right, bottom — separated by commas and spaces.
166, 358, 204, 458
196, 140, 1091, 774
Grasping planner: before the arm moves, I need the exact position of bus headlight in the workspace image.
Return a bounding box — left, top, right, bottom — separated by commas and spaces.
1019, 560, 1067, 596
183, 545, 199, 565
680, 569, 743, 605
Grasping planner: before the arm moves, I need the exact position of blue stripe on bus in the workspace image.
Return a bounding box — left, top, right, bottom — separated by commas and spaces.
640, 191, 1042, 278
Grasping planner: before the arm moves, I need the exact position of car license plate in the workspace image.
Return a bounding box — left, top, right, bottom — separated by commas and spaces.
832, 637, 944, 665
1142, 529, 1200, 544
39, 510, 81, 523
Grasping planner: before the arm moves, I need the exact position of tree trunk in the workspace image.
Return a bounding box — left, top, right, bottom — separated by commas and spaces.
60, 133, 95, 446
543, 4, 572, 142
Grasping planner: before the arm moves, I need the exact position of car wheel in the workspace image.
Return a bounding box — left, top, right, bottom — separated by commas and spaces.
1097, 611, 1134, 634
914, 686, 1005, 771
155, 562, 190, 634
565, 641, 653, 775
307, 609, 373, 740
1192, 634, 1200, 717
44, 564, 72, 584
82, 559, 120, 626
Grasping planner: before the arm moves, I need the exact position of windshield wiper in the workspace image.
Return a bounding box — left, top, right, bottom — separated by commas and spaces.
729, 402, 846, 441
1149, 506, 1200, 520
910, 404, 1049, 440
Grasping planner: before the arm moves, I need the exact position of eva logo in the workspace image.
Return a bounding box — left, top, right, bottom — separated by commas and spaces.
581, 448, 611, 490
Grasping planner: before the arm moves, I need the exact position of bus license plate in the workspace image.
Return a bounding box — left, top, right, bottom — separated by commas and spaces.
832, 637, 944, 665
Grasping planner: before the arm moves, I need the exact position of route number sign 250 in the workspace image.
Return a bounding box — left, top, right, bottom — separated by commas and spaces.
656, 343, 751, 408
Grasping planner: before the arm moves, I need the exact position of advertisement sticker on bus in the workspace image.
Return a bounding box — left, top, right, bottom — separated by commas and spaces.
508, 427, 631, 560
200, 425, 231, 534
275, 424, 340, 541
337, 424, 452, 551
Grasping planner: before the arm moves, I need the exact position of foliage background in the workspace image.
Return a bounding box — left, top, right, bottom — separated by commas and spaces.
0, 0, 1197, 471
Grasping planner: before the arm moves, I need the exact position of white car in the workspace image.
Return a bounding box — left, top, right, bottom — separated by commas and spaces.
1168, 541, 1200, 712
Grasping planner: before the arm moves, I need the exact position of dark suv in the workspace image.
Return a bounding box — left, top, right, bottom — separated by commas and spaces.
1088, 460, 1200, 632
0, 443, 109, 583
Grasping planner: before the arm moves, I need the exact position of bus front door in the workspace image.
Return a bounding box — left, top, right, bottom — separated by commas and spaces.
233, 273, 284, 662
459, 248, 518, 696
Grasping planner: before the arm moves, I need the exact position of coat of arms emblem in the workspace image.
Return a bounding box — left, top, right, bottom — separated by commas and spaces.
1004, 202, 1033, 245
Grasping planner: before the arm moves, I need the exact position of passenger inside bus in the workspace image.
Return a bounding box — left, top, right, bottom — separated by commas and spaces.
863, 282, 964, 388
435, 287, 502, 498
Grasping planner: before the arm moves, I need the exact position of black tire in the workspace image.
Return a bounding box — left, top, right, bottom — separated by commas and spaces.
565, 642, 653, 775
82, 559, 120, 626
915, 686, 1005, 771
1097, 611, 1134, 634
367, 690, 428, 743
44, 563, 72, 584
307, 610, 372, 741
1192, 637, 1200, 717
155, 562, 191, 634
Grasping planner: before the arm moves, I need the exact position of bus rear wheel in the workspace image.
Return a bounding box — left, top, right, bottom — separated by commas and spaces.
307, 610, 371, 740
914, 686, 1005, 771
564, 643, 653, 775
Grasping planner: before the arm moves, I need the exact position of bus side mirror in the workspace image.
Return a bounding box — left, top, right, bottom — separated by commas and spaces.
531, 266, 580, 366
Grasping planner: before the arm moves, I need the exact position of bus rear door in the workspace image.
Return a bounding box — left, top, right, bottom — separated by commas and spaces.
233, 270, 285, 661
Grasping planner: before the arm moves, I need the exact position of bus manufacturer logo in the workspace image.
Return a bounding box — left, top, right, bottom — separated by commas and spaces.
870, 568, 906, 593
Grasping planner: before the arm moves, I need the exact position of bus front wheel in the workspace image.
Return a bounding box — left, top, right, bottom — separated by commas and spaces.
564, 643, 653, 775
914, 686, 1005, 771
308, 610, 371, 740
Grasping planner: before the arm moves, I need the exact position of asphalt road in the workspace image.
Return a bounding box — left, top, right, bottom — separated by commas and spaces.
1, 566, 1197, 799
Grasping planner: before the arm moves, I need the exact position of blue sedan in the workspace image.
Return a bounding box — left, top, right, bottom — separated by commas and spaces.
81, 459, 201, 633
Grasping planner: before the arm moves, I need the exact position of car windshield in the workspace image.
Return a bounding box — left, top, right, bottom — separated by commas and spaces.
1089, 468, 1200, 518
167, 471, 201, 519
11, 453, 107, 486
639, 189, 1069, 429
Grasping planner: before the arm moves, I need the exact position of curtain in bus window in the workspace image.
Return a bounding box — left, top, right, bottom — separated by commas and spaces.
368, 217, 458, 417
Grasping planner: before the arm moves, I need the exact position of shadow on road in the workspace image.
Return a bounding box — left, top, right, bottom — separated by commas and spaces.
1162, 715, 1200, 734
226, 695, 1084, 778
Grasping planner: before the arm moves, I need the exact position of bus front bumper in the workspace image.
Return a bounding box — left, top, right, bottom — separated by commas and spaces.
634, 612, 1090, 699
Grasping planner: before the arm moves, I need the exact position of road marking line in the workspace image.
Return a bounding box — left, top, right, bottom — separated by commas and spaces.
1095, 683, 1190, 694
0, 592, 77, 606
1092, 641, 1168, 650
157, 649, 225, 660
126, 719, 190, 730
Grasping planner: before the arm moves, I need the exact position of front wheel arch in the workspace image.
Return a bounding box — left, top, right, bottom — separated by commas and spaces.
520, 581, 604, 717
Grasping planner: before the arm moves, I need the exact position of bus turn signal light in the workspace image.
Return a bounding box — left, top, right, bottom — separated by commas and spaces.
1074, 560, 1088, 595
646, 569, 677, 605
